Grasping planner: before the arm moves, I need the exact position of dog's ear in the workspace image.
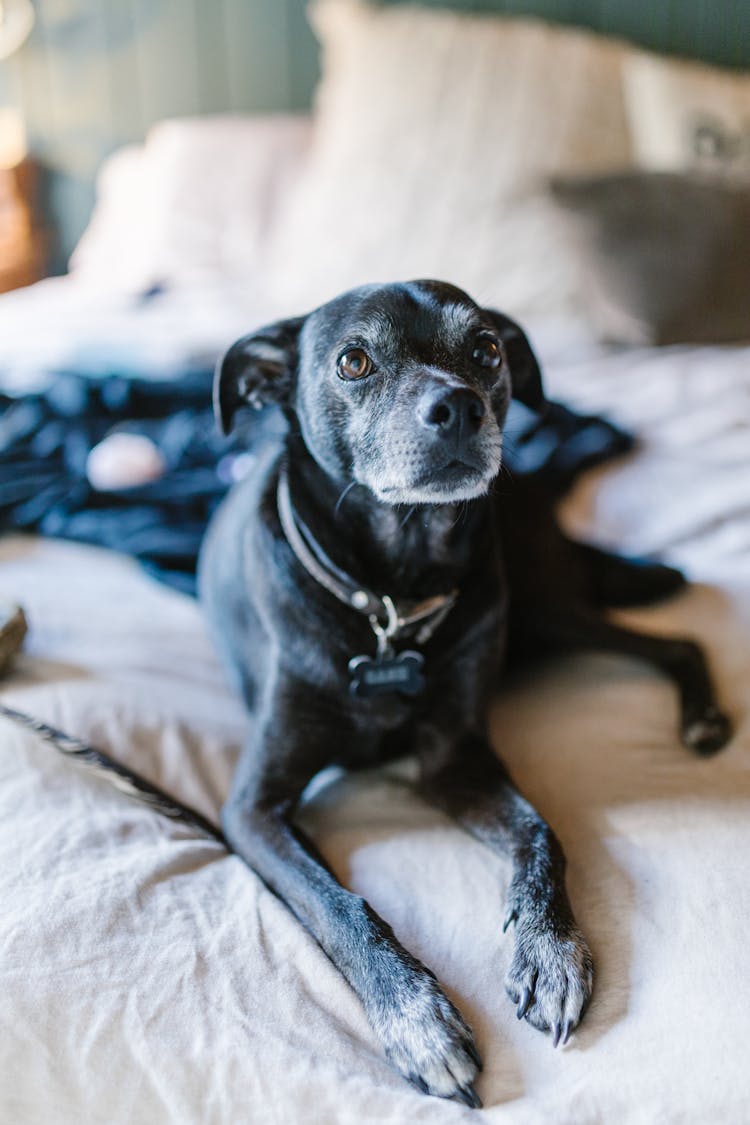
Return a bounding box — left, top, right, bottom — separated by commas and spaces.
482, 309, 545, 411
214, 316, 306, 434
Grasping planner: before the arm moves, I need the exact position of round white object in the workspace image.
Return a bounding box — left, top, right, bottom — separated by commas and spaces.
0, 0, 35, 61
86, 432, 167, 491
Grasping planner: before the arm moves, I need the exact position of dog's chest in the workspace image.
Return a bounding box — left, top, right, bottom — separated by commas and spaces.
334, 608, 504, 768
343, 710, 418, 768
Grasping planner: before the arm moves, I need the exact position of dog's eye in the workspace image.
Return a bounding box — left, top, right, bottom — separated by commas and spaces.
337, 348, 373, 381
471, 333, 503, 370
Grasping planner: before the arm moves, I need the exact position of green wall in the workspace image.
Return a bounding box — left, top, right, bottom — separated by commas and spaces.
0, 0, 748, 270
381, 0, 750, 70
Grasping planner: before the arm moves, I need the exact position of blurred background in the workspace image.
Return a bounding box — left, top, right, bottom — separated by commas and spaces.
0, 0, 748, 278
0, 0, 319, 272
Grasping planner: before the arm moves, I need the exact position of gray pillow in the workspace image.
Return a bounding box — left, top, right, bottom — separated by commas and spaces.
549, 172, 750, 345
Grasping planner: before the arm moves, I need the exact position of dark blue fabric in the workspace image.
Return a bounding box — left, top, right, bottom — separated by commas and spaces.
0, 370, 633, 595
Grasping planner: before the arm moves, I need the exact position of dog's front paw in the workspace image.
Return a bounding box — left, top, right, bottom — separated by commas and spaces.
375, 971, 482, 1107
505, 917, 593, 1046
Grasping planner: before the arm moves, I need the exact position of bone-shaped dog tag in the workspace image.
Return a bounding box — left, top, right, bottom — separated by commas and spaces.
348, 651, 425, 697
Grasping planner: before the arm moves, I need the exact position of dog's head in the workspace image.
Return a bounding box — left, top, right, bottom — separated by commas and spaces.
216, 280, 545, 505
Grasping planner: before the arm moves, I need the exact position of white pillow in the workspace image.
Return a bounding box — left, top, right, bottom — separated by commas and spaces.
266, 0, 633, 318
70, 115, 312, 292
69, 144, 159, 291
623, 50, 750, 181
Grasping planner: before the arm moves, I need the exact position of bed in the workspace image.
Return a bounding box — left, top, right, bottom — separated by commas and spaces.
1, 3, 749, 1122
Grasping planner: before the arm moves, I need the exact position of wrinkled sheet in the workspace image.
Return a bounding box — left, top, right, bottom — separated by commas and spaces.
1, 333, 749, 1125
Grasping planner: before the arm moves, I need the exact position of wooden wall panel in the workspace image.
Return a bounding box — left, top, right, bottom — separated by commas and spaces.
0, 0, 747, 268
223, 0, 291, 112
131, 0, 202, 126
193, 0, 232, 114
285, 0, 321, 110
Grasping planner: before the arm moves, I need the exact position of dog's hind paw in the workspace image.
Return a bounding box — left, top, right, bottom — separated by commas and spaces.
505, 919, 593, 1045
377, 971, 482, 1107
682, 705, 732, 756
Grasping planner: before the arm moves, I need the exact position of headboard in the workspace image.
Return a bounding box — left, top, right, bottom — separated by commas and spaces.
0, 0, 747, 269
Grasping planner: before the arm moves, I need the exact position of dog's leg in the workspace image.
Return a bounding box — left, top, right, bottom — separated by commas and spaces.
520, 607, 732, 755
573, 541, 687, 607
418, 733, 593, 1046
222, 735, 482, 1107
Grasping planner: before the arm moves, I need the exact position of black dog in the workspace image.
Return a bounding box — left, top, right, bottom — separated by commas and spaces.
196, 280, 730, 1107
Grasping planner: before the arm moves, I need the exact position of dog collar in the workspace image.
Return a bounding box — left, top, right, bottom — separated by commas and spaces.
277, 465, 458, 664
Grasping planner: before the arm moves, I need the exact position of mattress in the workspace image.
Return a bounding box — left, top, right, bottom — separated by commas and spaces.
1, 313, 749, 1124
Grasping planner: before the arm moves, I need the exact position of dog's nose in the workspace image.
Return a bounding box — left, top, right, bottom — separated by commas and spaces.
417, 386, 485, 441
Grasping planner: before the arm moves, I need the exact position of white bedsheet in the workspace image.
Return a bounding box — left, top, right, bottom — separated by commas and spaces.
1, 329, 749, 1125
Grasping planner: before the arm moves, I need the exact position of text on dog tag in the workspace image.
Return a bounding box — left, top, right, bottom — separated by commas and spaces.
348, 651, 425, 697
